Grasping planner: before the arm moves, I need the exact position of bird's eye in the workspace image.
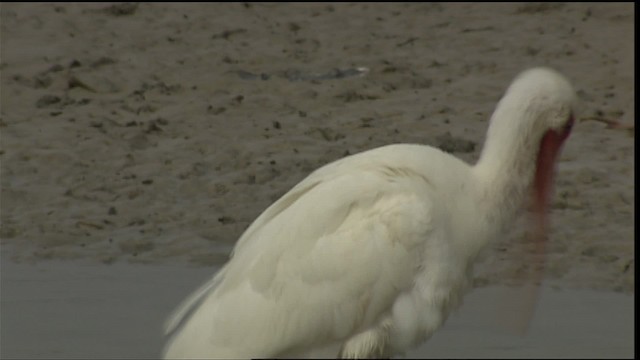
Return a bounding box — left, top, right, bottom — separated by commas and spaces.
564, 113, 575, 132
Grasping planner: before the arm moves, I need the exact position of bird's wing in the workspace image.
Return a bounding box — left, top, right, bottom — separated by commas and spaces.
163, 166, 331, 338
164, 162, 438, 358
163, 266, 227, 340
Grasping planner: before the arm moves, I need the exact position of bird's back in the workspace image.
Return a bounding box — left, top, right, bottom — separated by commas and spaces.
163, 143, 474, 359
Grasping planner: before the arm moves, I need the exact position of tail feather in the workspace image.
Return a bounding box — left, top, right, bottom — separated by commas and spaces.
164, 267, 227, 338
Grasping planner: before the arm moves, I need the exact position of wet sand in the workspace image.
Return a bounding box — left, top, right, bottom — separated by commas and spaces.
1, 2, 634, 292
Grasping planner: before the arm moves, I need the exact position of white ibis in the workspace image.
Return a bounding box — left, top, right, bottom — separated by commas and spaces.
163, 67, 576, 359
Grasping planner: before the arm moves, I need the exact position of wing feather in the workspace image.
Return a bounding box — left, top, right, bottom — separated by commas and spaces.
164, 148, 438, 358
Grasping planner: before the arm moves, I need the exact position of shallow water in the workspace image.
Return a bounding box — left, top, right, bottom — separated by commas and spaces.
0, 257, 633, 359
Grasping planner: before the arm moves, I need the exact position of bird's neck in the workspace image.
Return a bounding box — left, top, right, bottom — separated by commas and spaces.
472, 110, 539, 234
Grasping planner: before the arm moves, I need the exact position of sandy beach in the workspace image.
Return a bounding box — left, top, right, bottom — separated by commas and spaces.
0, 2, 635, 358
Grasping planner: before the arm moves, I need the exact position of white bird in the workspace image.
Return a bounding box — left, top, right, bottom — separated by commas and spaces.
163, 67, 576, 359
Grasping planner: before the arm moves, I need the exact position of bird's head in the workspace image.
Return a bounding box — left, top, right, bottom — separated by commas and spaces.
491, 67, 576, 147
505, 68, 577, 218
481, 67, 577, 216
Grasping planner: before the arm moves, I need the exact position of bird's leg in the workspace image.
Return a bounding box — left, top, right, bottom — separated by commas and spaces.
338, 319, 393, 359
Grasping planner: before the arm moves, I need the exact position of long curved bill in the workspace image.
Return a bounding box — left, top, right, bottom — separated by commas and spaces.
498, 118, 574, 335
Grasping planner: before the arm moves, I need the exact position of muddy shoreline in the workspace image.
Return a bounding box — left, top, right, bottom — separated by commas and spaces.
0, 3, 634, 293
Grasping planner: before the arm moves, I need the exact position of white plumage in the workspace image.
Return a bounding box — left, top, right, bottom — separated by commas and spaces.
163, 67, 576, 359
